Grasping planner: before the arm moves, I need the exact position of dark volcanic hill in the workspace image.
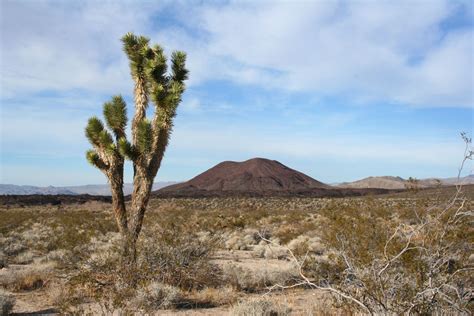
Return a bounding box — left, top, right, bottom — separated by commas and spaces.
156, 158, 337, 197
161, 158, 330, 193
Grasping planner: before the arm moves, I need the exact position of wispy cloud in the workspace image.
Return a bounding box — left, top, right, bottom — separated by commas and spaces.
185, 0, 473, 107
0, 1, 163, 97
2, 0, 472, 107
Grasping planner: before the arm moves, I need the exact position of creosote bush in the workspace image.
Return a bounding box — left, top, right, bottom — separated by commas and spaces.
139, 226, 222, 291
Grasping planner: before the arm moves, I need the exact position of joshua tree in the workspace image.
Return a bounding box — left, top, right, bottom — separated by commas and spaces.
85, 33, 188, 262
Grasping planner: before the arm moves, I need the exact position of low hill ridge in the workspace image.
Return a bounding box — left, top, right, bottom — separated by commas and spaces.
338, 175, 474, 189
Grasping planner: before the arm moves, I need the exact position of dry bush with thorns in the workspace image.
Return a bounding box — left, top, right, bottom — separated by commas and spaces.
138, 224, 222, 291
260, 133, 473, 315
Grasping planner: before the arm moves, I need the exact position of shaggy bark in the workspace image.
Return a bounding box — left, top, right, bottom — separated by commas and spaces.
131, 77, 148, 147
109, 167, 128, 234
130, 170, 153, 237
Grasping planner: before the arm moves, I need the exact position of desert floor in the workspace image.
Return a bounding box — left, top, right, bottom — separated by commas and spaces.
1, 186, 472, 315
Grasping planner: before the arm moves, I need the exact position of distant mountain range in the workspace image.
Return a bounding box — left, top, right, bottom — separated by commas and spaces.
2, 158, 473, 196
0, 182, 177, 196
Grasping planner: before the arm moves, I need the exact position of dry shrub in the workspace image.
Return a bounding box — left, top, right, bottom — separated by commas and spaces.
286, 235, 324, 257
139, 225, 222, 291
253, 241, 288, 260
297, 191, 474, 314
0, 290, 15, 316
0, 263, 54, 292
40, 249, 70, 264
47, 281, 67, 307
225, 231, 257, 251
13, 250, 36, 264
231, 297, 291, 316
129, 281, 182, 311
0, 208, 116, 271
65, 239, 129, 308
1, 236, 26, 257
12, 272, 46, 291
188, 286, 238, 307
223, 263, 298, 292
43, 210, 116, 266
0, 208, 39, 236
62, 223, 222, 312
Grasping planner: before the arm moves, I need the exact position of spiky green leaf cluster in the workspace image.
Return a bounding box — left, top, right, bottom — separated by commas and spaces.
86, 149, 99, 164
171, 51, 189, 82
85, 97, 128, 165
103, 95, 127, 138
160, 81, 184, 122
146, 45, 168, 85
118, 137, 137, 160
85, 114, 116, 153
86, 149, 107, 170
121, 32, 151, 79
150, 83, 166, 105
85, 117, 105, 146
99, 130, 115, 153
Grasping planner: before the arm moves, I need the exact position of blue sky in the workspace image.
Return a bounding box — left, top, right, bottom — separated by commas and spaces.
1, 0, 473, 186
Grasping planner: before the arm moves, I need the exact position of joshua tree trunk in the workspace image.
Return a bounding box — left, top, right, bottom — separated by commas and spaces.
129, 173, 153, 247
85, 33, 188, 264
109, 168, 128, 234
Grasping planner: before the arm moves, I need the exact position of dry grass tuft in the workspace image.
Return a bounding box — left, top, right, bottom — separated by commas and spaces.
12, 272, 46, 291
188, 286, 238, 307
231, 297, 291, 316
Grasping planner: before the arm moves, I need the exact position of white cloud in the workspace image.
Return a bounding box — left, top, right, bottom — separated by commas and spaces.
406, 31, 474, 106
0, 1, 160, 97
2, 1, 471, 108
184, 0, 473, 107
